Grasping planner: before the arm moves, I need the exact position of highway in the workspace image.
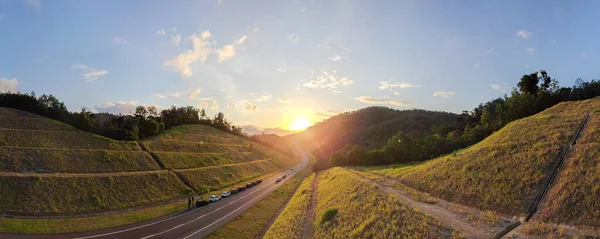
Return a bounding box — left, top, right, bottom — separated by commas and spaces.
3, 151, 310, 239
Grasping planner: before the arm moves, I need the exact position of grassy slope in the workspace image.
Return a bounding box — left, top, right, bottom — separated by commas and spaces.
263, 173, 315, 239
535, 111, 600, 228
312, 167, 452, 238
361, 98, 600, 216
206, 162, 313, 239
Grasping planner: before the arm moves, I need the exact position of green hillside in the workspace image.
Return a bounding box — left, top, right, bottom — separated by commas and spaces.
357, 98, 600, 216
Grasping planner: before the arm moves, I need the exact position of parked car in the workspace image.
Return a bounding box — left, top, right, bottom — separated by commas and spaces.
238, 185, 245, 191
230, 188, 238, 194
209, 195, 220, 202
196, 199, 209, 207
282, 174, 287, 179
276, 177, 281, 183
221, 191, 231, 198
252, 180, 258, 186
257, 179, 262, 184
246, 183, 253, 188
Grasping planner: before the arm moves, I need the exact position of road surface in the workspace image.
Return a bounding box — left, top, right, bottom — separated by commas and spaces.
3, 151, 310, 239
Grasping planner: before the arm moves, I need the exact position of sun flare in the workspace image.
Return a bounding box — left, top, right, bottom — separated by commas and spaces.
289, 117, 311, 131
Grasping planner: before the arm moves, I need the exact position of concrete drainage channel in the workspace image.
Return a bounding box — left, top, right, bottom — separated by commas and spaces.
137, 142, 198, 192
492, 113, 591, 239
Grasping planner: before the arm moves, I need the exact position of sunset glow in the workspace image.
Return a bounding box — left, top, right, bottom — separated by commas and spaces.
289, 117, 311, 131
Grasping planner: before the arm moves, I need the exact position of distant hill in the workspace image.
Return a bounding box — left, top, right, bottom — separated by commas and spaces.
241, 125, 294, 136
287, 107, 458, 154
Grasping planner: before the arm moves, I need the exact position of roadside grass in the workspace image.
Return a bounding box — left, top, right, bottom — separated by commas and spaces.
0, 171, 191, 215
312, 167, 453, 238
358, 98, 600, 216
206, 162, 313, 239
155, 151, 263, 169
263, 173, 316, 239
535, 111, 600, 228
0, 148, 159, 173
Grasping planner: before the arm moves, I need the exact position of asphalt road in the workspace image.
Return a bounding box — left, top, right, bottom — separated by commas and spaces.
3, 150, 310, 239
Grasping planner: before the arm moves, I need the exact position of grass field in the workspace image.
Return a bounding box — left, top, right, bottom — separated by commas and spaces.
263, 173, 316, 239
357, 98, 600, 216
154, 151, 263, 169
311, 167, 453, 238
535, 111, 600, 228
206, 162, 313, 239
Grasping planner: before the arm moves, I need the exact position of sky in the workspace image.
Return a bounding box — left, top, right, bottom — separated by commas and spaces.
1, 0, 600, 131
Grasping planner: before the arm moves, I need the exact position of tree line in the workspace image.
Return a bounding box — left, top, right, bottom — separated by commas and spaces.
322, 71, 600, 168
0, 92, 246, 140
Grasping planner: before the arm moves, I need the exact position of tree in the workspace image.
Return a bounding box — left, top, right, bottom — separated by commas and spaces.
518, 72, 540, 95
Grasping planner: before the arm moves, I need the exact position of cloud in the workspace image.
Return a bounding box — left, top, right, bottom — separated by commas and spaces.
378, 81, 420, 90
227, 103, 236, 108
163, 32, 214, 77
188, 88, 201, 99
201, 31, 212, 39
276, 68, 287, 73
394, 91, 400, 95
95, 101, 138, 114
517, 30, 532, 39
433, 91, 455, 98
354, 96, 410, 107
171, 34, 181, 45
526, 48, 535, 55
303, 70, 353, 89
300, 7, 306, 13
199, 99, 218, 110
278, 98, 291, 103
156, 27, 177, 36
485, 48, 495, 53
251, 92, 272, 102
112, 37, 129, 44
490, 83, 511, 92
152, 92, 181, 99
235, 35, 248, 44
333, 90, 342, 93
314, 110, 340, 118
22, 0, 41, 9
72, 64, 109, 82
244, 102, 259, 111
218, 45, 235, 62
286, 33, 299, 43
0, 78, 18, 92
328, 55, 342, 61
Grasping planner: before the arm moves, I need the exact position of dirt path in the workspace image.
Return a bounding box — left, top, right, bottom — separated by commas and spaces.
344, 169, 516, 239
301, 171, 318, 239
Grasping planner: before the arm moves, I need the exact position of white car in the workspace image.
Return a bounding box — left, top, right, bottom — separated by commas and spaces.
221, 191, 231, 198
209, 195, 221, 202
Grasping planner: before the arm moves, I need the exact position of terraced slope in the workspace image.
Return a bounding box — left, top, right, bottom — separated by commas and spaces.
141, 125, 299, 193
358, 98, 600, 216
534, 110, 600, 228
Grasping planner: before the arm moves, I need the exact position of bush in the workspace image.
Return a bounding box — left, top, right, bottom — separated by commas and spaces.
319, 208, 338, 224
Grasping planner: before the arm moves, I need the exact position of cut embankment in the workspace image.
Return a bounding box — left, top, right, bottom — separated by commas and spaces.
309, 167, 454, 238
364, 98, 600, 216
154, 151, 264, 169
534, 111, 600, 229
0, 171, 191, 216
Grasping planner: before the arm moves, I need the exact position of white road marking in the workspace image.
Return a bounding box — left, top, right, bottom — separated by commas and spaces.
72, 161, 302, 239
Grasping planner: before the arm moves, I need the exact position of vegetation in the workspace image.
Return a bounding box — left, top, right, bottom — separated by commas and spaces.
312, 71, 600, 167
312, 167, 453, 238
0, 171, 191, 215
535, 111, 600, 228
206, 161, 313, 239
360, 98, 600, 216
263, 173, 316, 239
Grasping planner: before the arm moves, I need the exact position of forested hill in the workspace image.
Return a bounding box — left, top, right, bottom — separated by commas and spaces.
287, 107, 458, 154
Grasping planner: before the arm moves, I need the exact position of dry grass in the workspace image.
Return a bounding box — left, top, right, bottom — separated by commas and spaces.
155, 151, 263, 169
263, 173, 315, 239
312, 167, 452, 238
359, 98, 600, 216
535, 111, 600, 228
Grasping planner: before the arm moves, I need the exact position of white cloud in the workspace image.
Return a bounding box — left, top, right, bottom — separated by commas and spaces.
156, 27, 176, 36
22, 0, 41, 9
112, 37, 129, 44
303, 70, 353, 89
235, 35, 248, 44
276, 68, 287, 73
394, 91, 400, 95
72, 64, 109, 82
485, 48, 495, 54
188, 88, 201, 99
378, 81, 420, 90
152, 92, 181, 99
201, 31, 212, 39
244, 102, 259, 111
300, 7, 306, 13
95, 101, 138, 114
227, 103, 236, 108
328, 55, 342, 61
163, 32, 214, 77
433, 91, 455, 98
526, 48, 535, 55
278, 98, 291, 103
251, 92, 272, 102
490, 83, 511, 92
199, 99, 218, 110
218, 45, 235, 62
333, 90, 342, 94
354, 96, 410, 107
286, 33, 299, 43
517, 30, 532, 39
171, 34, 181, 45
0, 78, 18, 92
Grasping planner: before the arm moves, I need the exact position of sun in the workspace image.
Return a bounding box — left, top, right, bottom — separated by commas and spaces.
289, 117, 311, 131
